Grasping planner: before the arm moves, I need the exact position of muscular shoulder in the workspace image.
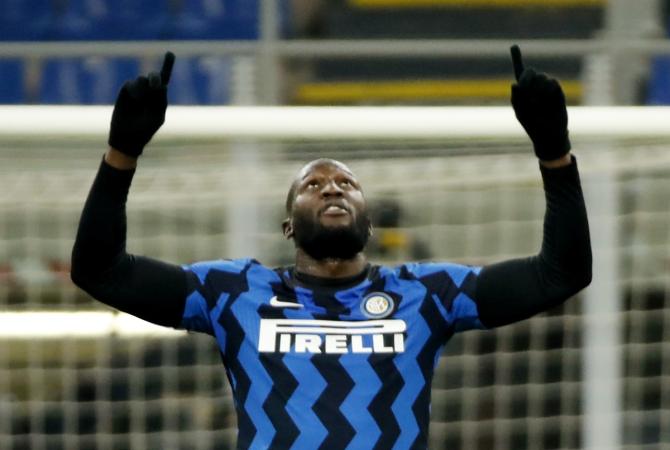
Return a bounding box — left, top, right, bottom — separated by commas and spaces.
389, 261, 480, 295
184, 258, 276, 290
393, 261, 479, 279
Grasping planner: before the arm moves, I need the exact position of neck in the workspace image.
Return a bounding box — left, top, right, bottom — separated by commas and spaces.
294, 248, 368, 279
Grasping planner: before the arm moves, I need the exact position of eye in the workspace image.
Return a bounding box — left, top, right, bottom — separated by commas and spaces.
340, 179, 353, 187
306, 180, 319, 189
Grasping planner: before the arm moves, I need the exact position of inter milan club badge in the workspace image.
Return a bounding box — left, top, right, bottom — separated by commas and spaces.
361, 292, 394, 319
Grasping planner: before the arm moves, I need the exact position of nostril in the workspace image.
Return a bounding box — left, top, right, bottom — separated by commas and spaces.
322, 185, 343, 195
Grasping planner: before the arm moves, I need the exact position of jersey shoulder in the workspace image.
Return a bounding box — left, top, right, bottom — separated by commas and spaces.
388, 261, 481, 303
183, 258, 279, 294
393, 261, 481, 282
393, 262, 485, 331
184, 258, 270, 278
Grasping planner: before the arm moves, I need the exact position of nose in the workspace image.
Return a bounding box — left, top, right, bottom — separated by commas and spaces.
321, 180, 343, 197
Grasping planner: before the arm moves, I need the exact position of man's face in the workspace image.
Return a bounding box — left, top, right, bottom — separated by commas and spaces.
284, 160, 371, 260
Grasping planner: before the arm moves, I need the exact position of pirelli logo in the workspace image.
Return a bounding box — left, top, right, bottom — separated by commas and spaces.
258, 319, 406, 354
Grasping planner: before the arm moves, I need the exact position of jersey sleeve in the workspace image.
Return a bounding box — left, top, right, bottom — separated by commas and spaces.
179, 258, 253, 335
411, 262, 487, 333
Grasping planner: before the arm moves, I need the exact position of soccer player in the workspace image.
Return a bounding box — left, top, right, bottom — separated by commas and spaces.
71, 46, 591, 449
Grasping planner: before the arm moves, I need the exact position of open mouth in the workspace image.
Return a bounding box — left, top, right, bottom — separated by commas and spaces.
321, 204, 349, 216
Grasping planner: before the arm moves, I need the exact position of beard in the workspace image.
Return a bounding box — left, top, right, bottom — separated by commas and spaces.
292, 209, 370, 260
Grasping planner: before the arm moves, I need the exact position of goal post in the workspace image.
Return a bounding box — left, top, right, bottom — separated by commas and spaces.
1, 105, 670, 139
1, 105, 668, 449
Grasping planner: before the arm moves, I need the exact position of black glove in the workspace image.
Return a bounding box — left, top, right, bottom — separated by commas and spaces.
108, 52, 175, 158
510, 45, 570, 161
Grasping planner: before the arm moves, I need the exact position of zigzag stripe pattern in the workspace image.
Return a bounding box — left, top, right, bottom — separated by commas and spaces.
311, 355, 356, 449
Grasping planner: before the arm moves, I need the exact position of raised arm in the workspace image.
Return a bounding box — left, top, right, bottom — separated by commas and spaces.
473, 46, 592, 328
71, 52, 188, 328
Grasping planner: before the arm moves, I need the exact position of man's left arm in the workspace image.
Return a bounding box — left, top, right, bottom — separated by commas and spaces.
473, 46, 592, 328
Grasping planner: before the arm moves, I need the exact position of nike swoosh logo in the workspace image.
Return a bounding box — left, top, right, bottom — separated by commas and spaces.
269, 296, 304, 309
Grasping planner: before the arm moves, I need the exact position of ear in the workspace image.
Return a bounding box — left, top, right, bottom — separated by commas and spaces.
282, 218, 294, 239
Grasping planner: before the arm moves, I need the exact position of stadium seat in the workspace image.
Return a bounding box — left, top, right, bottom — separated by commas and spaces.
291, 0, 600, 105
0, 0, 54, 40
100, 0, 175, 40
647, 57, 670, 104
171, 0, 259, 40
0, 59, 25, 103
168, 56, 232, 104
51, 0, 173, 40
48, 0, 101, 40
39, 57, 140, 104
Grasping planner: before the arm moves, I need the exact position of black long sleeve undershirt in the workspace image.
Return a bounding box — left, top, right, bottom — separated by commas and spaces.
474, 156, 592, 328
70, 158, 188, 328
71, 155, 591, 331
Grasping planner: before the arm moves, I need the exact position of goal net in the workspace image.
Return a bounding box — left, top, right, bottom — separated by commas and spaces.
0, 106, 668, 450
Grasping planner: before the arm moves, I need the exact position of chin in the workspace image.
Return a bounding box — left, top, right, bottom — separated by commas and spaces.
319, 216, 353, 227
320, 221, 351, 230
292, 209, 370, 259
295, 226, 368, 260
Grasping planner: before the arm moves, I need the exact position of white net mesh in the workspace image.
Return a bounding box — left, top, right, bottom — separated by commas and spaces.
1, 119, 669, 449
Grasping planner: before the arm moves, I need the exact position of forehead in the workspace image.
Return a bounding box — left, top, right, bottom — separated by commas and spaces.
298, 160, 356, 180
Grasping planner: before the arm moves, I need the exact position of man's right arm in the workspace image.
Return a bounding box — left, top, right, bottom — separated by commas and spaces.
71, 151, 187, 327
71, 53, 188, 328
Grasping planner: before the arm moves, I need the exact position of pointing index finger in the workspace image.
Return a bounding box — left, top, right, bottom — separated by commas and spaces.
160, 51, 175, 86
510, 45, 524, 81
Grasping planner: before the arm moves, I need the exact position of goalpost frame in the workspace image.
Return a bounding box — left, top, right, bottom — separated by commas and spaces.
1, 105, 653, 449
0, 105, 669, 140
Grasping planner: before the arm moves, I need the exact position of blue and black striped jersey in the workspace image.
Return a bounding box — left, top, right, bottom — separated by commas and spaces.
181, 258, 485, 450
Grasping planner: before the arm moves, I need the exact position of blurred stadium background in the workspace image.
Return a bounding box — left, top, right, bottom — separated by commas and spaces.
2, 0, 670, 449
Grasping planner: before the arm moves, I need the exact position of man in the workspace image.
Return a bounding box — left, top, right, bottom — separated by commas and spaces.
71, 46, 591, 449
